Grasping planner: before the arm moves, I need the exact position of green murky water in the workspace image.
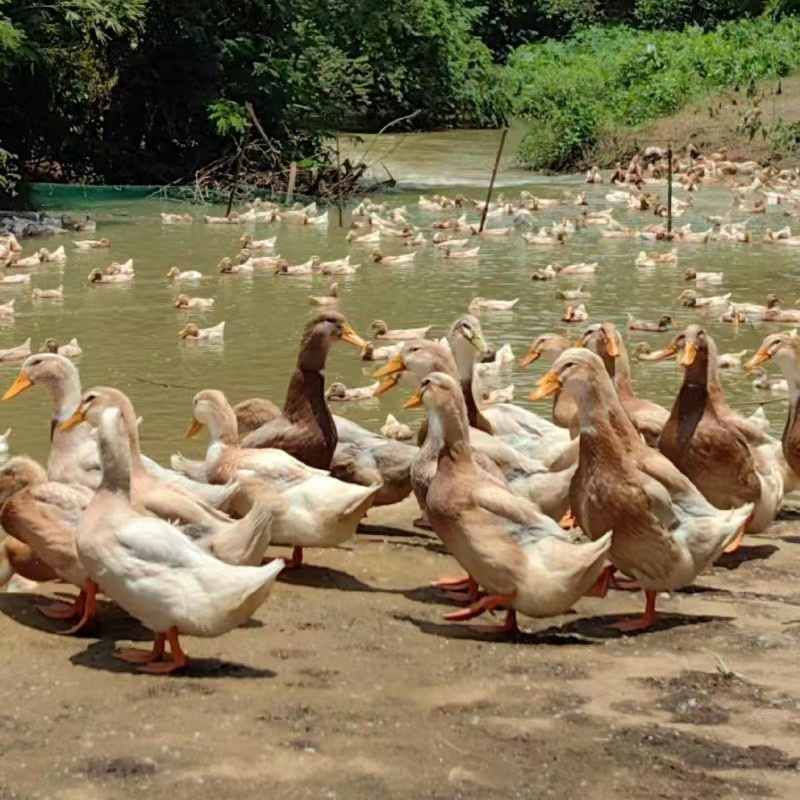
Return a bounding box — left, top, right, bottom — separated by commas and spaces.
3, 131, 796, 465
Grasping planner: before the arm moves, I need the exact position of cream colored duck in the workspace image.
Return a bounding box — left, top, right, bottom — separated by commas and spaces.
678, 289, 732, 309
161, 212, 193, 224
321, 259, 359, 275
520, 337, 574, 366
346, 229, 380, 246
105, 258, 134, 275
361, 341, 403, 362
88, 269, 132, 284
557, 261, 597, 276
31, 285, 63, 301
204, 213, 240, 224
371, 251, 417, 266
73, 239, 110, 249
187, 389, 381, 567
469, 297, 518, 312
65, 404, 283, 673
0, 338, 31, 362
11, 252, 42, 268
444, 246, 480, 259
532, 348, 752, 630
219, 257, 254, 275
530, 265, 558, 281
562, 304, 588, 323
240, 234, 276, 251
166, 267, 203, 281
410, 371, 611, 634
175, 294, 215, 310
39, 338, 82, 358
179, 321, 225, 341
380, 414, 413, 441
684, 268, 723, 284
524, 229, 564, 246
433, 237, 469, 250
326, 381, 379, 401
717, 349, 748, 369
38, 246, 66, 264
556, 285, 591, 300
0, 299, 15, 316
309, 283, 340, 306
274, 257, 316, 275
370, 319, 432, 340
0, 273, 30, 284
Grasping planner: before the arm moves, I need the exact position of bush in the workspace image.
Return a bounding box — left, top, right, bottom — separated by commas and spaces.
509, 16, 800, 171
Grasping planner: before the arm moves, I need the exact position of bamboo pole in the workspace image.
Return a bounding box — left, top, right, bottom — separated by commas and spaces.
226, 126, 250, 218
286, 162, 297, 205
666, 143, 673, 234
479, 129, 508, 233
336, 136, 343, 227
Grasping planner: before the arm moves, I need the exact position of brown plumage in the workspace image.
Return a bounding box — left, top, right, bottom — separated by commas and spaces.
241, 312, 366, 469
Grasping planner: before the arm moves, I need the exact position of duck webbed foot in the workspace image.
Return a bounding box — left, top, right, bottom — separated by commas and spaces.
432, 575, 479, 603
137, 628, 189, 674
58, 580, 98, 635
608, 590, 657, 633
38, 590, 87, 620
115, 633, 166, 664
444, 593, 518, 634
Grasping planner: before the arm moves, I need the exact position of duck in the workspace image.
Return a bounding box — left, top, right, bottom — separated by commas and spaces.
562, 304, 588, 323
652, 326, 782, 532
443, 246, 480, 259
371, 319, 432, 340
360, 341, 403, 362
241, 253, 286, 271
240, 234, 276, 251
747, 333, 800, 477
717, 349, 748, 369
105, 258, 134, 275
39, 338, 82, 358
88, 269, 132, 284
531, 349, 751, 631
684, 268, 723, 284
556, 286, 591, 300
161, 212, 193, 224
403, 232, 425, 247
627, 313, 673, 332
433, 237, 469, 250
186, 390, 380, 567
763, 301, 800, 324
380, 414, 413, 441
3, 354, 99, 486
677, 226, 713, 244
346, 229, 381, 246
578, 322, 669, 445
482, 384, 515, 405
557, 261, 597, 276
309, 283, 340, 306
409, 371, 612, 634
204, 213, 240, 224
635, 249, 678, 267
175, 294, 215, 310
523, 229, 565, 246
11, 252, 42, 268
472, 225, 511, 237
38, 246, 66, 264
166, 267, 203, 281
0, 273, 29, 284
677, 289, 731, 309
750, 367, 788, 393
326, 381, 379, 401
31, 285, 63, 301
531, 265, 558, 281
73, 239, 110, 249
371, 251, 417, 267
0, 338, 31, 362
321, 259, 359, 275
0, 299, 15, 316
468, 297, 518, 313
519, 334, 571, 369
474, 344, 515, 377
179, 321, 225, 341
274, 257, 316, 276
218, 257, 254, 275
63, 403, 283, 673
241, 312, 366, 469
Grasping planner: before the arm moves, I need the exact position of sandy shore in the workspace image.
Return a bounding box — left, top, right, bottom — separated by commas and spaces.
2, 497, 800, 799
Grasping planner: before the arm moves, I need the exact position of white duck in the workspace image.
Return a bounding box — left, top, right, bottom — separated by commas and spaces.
63, 404, 283, 673
370, 320, 432, 340
468, 297, 518, 312
179, 322, 225, 341
166, 267, 203, 281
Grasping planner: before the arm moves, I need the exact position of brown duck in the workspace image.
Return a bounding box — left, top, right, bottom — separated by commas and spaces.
242, 312, 366, 468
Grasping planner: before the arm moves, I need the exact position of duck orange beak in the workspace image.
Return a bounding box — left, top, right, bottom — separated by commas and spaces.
372, 354, 405, 378
186, 419, 204, 438
680, 340, 697, 366
529, 370, 561, 401
59, 408, 85, 431
519, 350, 540, 367
2, 371, 32, 401
745, 346, 771, 369
340, 323, 367, 348
606, 337, 621, 358
403, 392, 423, 409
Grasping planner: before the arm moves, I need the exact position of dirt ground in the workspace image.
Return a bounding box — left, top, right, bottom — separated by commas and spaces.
2, 497, 800, 800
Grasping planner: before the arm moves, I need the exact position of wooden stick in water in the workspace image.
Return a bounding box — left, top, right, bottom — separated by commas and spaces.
479, 128, 508, 233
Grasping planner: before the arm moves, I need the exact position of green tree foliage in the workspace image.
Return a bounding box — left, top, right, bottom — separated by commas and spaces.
509, 16, 800, 171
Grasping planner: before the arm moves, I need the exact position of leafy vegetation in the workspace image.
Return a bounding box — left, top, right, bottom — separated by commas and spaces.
509, 16, 800, 171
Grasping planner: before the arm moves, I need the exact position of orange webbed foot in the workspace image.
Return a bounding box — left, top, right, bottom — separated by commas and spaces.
468, 609, 519, 635
608, 590, 657, 634
723, 526, 746, 554
584, 565, 615, 598
115, 633, 166, 664
57, 581, 97, 635
38, 597, 83, 620
444, 593, 516, 623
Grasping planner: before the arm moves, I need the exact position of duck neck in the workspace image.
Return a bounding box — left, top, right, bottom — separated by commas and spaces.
208, 402, 240, 447
610, 347, 636, 401
97, 411, 131, 496
283, 367, 337, 458
50, 369, 82, 424
433, 399, 473, 464
570, 376, 631, 442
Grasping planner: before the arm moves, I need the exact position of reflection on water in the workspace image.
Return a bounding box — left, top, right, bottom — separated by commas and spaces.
5, 152, 797, 467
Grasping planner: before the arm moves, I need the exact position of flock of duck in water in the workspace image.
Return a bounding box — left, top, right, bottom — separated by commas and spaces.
2, 146, 800, 674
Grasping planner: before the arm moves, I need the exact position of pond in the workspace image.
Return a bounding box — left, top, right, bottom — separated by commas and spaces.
3, 130, 796, 466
